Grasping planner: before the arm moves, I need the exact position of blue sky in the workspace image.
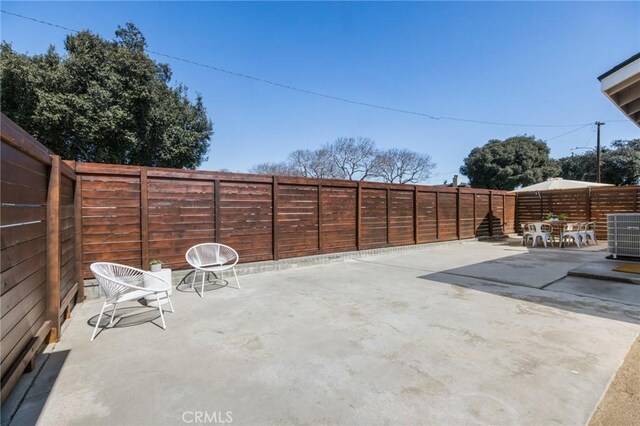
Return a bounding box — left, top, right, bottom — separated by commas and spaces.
2, 1, 639, 183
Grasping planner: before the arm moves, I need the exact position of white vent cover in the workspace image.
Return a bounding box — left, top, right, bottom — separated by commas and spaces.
607, 213, 640, 258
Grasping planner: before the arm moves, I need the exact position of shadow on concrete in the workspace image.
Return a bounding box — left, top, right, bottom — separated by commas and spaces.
419, 250, 640, 326
3, 350, 69, 426
175, 270, 230, 293
87, 306, 165, 329
87, 302, 177, 339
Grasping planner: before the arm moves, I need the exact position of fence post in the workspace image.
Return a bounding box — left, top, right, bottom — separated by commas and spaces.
456, 188, 461, 239
435, 191, 440, 240
514, 193, 519, 235
46, 155, 61, 343
502, 193, 506, 234
272, 176, 279, 260
587, 188, 592, 222
473, 193, 477, 237
318, 185, 323, 252
489, 190, 494, 237
356, 182, 362, 250
74, 176, 84, 301
214, 179, 221, 244
413, 186, 418, 244
386, 188, 391, 245
538, 191, 543, 221
140, 168, 149, 269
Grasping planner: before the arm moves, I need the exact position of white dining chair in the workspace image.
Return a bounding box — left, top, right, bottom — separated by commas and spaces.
561, 223, 583, 248
581, 222, 597, 245
529, 222, 555, 248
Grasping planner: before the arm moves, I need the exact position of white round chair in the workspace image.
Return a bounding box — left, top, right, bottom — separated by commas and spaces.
185, 243, 241, 297
90, 262, 174, 341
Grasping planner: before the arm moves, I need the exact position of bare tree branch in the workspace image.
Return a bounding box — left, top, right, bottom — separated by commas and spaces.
249, 161, 301, 176
326, 137, 380, 181
248, 138, 435, 184
374, 148, 435, 184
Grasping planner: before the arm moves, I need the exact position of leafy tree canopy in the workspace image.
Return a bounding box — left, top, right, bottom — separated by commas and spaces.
0, 23, 213, 168
460, 135, 560, 190
559, 139, 640, 185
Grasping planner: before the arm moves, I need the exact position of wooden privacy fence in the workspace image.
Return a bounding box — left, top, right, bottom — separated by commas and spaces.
71, 162, 516, 278
0, 114, 82, 402
516, 187, 640, 239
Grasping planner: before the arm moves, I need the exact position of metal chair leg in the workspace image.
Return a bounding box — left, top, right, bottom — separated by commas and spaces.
109, 302, 118, 326
233, 268, 240, 289
166, 292, 175, 313
156, 293, 166, 329
91, 301, 108, 341
200, 270, 206, 298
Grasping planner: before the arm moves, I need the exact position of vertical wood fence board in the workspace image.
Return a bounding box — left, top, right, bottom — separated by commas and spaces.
46, 156, 61, 343
140, 169, 149, 270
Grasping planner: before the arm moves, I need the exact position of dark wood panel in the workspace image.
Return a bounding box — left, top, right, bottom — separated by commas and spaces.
388, 190, 414, 245
1, 222, 47, 250
0, 312, 45, 378
361, 188, 388, 248
1, 237, 46, 274
276, 185, 318, 257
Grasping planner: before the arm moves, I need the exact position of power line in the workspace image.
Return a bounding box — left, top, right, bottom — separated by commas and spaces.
544, 123, 593, 142
0, 9, 627, 129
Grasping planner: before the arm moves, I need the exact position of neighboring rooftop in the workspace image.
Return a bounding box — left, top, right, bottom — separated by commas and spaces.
598, 52, 640, 127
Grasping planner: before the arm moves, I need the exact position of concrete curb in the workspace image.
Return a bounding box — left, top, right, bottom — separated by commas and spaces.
567, 261, 640, 285
82, 236, 508, 299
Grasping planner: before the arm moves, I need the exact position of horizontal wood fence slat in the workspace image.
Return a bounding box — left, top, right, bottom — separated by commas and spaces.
516, 187, 640, 240
73, 162, 516, 277
0, 114, 80, 403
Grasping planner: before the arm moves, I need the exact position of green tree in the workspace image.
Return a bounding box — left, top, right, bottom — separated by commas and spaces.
460, 135, 560, 190
558, 151, 598, 182
559, 139, 640, 185
0, 23, 213, 168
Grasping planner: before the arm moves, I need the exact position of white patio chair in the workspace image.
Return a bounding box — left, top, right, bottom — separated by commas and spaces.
185, 243, 240, 297
581, 222, 598, 245
521, 224, 534, 246
530, 222, 555, 248
561, 223, 583, 248
90, 262, 174, 341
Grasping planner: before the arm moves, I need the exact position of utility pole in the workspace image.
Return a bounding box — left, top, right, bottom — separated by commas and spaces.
595, 121, 605, 183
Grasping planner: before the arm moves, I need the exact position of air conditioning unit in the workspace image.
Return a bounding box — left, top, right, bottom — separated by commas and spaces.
608, 213, 640, 259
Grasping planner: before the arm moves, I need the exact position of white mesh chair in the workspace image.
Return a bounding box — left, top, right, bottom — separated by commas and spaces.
185, 243, 240, 297
561, 223, 583, 248
90, 262, 174, 341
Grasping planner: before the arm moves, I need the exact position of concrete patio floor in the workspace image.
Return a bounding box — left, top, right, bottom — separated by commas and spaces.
5, 240, 640, 425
